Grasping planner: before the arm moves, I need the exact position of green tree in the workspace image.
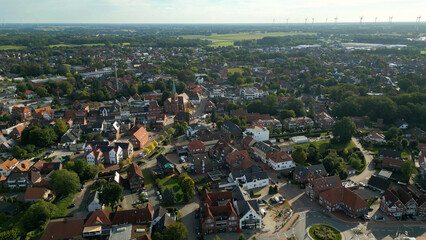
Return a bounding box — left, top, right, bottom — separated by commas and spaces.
332, 117, 356, 143
163, 222, 189, 240
163, 187, 176, 205
238, 233, 246, 240
291, 148, 307, 164
280, 109, 296, 120
181, 177, 195, 202
35, 87, 50, 97
386, 126, 402, 141
401, 160, 417, 182
99, 183, 124, 210
152, 232, 164, 240
50, 169, 80, 197
22, 200, 56, 231
284, 99, 306, 117
167, 128, 175, 135
350, 157, 362, 170
54, 119, 68, 137
153, 140, 159, 147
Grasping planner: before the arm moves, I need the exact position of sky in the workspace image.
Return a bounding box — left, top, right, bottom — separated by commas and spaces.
0, 0, 424, 24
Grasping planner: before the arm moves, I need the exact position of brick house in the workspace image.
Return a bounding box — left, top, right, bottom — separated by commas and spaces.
226, 150, 253, 171
293, 164, 328, 183
283, 116, 314, 130
127, 163, 144, 193
188, 140, 206, 155
129, 126, 149, 149
12, 106, 31, 120
380, 190, 407, 217
306, 175, 342, 199
314, 112, 335, 129
319, 186, 368, 218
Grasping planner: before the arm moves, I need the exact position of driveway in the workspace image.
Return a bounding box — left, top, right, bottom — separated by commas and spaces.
350, 137, 376, 183
176, 193, 200, 240
69, 180, 94, 219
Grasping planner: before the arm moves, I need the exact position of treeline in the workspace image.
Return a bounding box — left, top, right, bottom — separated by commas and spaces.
0, 32, 209, 48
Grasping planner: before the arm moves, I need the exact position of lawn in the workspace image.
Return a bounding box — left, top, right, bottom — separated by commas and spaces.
158, 176, 184, 203
227, 68, 244, 75
142, 168, 154, 188
52, 194, 75, 217
0, 45, 27, 50
181, 32, 316, 47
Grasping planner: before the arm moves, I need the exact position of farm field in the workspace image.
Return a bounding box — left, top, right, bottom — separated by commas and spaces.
0, 45, 27, 50
49, 43, 130, 48
181, 32, 316, 47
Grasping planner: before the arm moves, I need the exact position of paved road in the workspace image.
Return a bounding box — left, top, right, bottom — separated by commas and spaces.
350, 137, 376, 183
69, 180, 94, 219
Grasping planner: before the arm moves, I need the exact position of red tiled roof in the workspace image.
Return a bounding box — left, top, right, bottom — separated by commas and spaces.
267, 151, 293, 163
312, 175, 342, 192
41, 219, 85, 240
24, 187, 46, 200
188, 140, 205, 151
226, 150, 253, 171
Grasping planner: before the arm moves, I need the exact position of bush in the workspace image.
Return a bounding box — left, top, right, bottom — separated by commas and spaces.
309, 224, 341, 240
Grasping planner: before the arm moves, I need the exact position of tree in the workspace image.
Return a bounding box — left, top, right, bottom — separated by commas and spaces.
99, 183, 124, 210
152, 232, 164, 240
350, 157, 362, 170
180, 177, 195, 202
50, 169, 80, 197
35, 87, 50, 97
159, 135, 165, 141
148, 143, 155, 151
280, 109, 296, 120
332, 117, 356, 143
177, 70, 195, 83
284, 99, 306, 117
22, 200, 56, 231
54, 119, 68, 137
386, 126, 402, 141
291, 148, 307, 164
163, 187, 176, 205
238, 233, 246, 240
401, 160, 417, 182
167, 128, 175, 135
143, 148, 150, 154
153, 140, 159, 147
163, 222, 188, 240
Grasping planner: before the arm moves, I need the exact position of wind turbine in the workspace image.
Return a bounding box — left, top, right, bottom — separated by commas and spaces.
305, 18, 308, 24
375, 17, 378, 24
389, 16, 393, 24
334, 16, 338, 25
326, 18, 328, 23
360, 16, 363, 24
286, 18, 289, 24
312, 18, 315, 24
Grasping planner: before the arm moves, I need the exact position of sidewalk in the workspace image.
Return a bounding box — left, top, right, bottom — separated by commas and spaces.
282, 212, 300, 232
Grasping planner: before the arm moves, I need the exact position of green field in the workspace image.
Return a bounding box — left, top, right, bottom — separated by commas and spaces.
227, 67, 244, 74
0, 45, 27, 50
181, 32, 316, 47
286, 140, 356, 154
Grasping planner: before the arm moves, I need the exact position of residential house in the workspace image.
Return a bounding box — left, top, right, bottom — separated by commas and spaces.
380, 186, 426, 217
10, 125, 25, 139
129, 126, 149, 149
404, 127, 426, 142
367, 175, 391, 193
190, 154, 213, 174
239, 87, 264, 100
188, 140, 206, 155
226, 150, 253, 171
152, 155, 175, 178
232, 186, 263, 230
112, 142, 133, 159
204, 100, 216, 113
230, 165, 268, 190
60, 127, 82, 148
306, 175, 342, 199
200, 190, 239, 234
41, 219, 85, 240
314, 112, 334, 129
380, 189, 407, 217
251, 141, 280, 163
24, 90, 36, 99
283, 117, 314, 130
266, 151, 295, 171
244, 124, 269, 142
88, 191, 103, 212
221, 120, 242, 138
0, 159, 18, 177
255, 119, 282, 130
365, 132, 386, 143
127, 163, 144, 193
379, 149, 404, 171
24, 187, 52, 203
12, 106, 31, 120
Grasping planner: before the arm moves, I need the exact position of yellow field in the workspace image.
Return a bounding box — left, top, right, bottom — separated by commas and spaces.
181, 32, 316, 47
421, 51, 426, 54
227, 68, 244, 74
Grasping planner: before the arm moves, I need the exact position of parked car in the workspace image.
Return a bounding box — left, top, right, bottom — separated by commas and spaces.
159, 195, 163, 200
368, 207, 374, 212
374, 215, 384, 221
132, 200, 141, 205
156, 191, 161, 196
360, 182, 366, 187
67, 203, 75, 209
363, 215, 371, 221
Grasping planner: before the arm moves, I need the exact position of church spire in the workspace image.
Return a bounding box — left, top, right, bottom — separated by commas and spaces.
172, 80, 177, 95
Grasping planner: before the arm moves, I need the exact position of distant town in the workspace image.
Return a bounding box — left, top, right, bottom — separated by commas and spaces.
0, 23, 425, 240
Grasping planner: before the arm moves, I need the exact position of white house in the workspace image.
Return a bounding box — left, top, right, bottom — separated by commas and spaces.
290, 136, 309, 144
232, 186, 263, 230
244, 124, 269, 142
230, 165, 269, 190
87, 191, 103, 212
266, 151, 295, 171
239, 87, 264, 100
107, 146, 123, 165
0, 159, 19, 177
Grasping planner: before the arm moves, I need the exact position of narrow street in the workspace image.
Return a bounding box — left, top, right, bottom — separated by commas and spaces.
349, 137, 376, 183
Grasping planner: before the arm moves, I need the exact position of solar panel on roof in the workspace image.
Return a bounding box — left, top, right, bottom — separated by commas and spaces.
328, 179, 337, 184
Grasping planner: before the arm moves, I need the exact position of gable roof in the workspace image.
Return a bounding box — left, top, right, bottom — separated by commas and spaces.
378, 149, 401, 158
111, 204, 154, 225
24, 187, 47, 200
312, 175, 342, 192
267, 151, 293, 163
368, 175, 391, 191
320, 186, 368, 210
231, 165, 268, 182
188, 140, 205, 151
127, 163, 143, 180
0, 158, 18, 171
84, 210, 113, 227
226, 150, 253, 171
